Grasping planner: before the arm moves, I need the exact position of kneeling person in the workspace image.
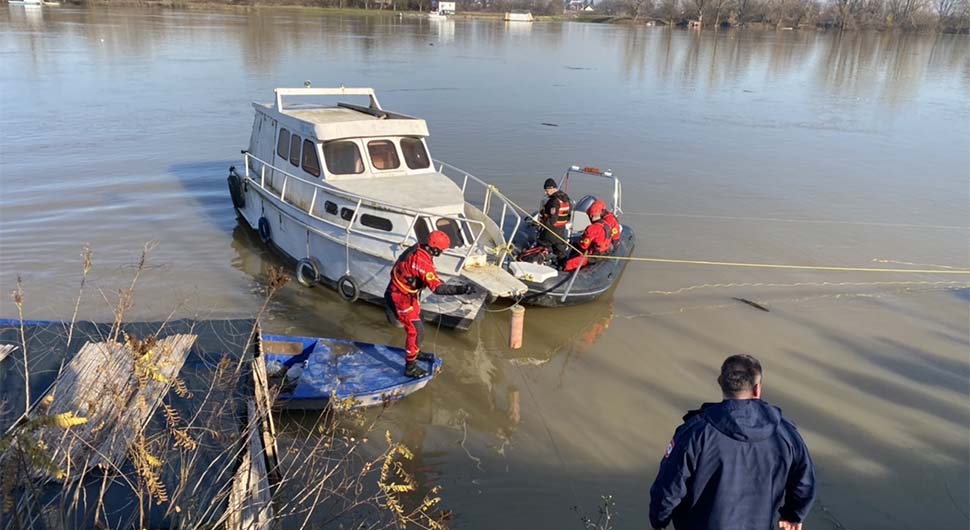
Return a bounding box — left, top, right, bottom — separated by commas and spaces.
601, 203, 621, 245
385, 230, 472, 378
563, 200, 613, 272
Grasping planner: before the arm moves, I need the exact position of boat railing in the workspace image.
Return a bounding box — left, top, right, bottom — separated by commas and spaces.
240, 153, 488, 268
433, 159, 523, 267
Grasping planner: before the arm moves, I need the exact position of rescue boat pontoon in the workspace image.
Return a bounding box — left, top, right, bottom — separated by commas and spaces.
508, 166, 635, 307
228, 87, 527, 329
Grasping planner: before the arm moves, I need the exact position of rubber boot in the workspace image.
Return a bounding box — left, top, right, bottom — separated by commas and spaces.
404, 360, 427, 379
416, 351, 434, 362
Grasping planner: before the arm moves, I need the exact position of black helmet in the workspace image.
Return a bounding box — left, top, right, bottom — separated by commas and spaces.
543, 178, 557, 190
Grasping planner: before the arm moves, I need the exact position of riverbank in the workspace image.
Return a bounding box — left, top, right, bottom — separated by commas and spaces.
25, 3, 969, 33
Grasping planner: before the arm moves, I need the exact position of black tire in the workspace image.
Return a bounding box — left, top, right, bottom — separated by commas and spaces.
336, 275, 359, 303
296, 258, 320, 288
258, 217, 271, 244
227, 169, 246, 209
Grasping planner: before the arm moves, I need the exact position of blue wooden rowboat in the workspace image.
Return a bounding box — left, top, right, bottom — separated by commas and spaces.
259, 333, 442, 409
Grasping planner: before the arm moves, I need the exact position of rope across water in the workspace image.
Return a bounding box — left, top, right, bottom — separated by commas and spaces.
485, 186, 970, 276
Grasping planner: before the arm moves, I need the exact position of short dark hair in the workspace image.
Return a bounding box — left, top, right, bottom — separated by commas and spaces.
718, 354, 763, 396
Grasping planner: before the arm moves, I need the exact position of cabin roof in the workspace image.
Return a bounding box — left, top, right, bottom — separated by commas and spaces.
255, 102, 430, 142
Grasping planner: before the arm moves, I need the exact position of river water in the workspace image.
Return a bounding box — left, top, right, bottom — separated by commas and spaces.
1, 6, 968, 529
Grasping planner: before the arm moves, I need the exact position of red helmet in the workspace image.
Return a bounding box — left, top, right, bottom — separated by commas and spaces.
427, 230, 451, 252
587, 199, 607, 219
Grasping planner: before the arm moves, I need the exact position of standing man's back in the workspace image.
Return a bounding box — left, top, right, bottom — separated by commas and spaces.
649, 354, 816, 530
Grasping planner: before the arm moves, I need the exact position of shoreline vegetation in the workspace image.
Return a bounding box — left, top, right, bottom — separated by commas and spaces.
19, 0, 970, 33
0, 248, 452, 529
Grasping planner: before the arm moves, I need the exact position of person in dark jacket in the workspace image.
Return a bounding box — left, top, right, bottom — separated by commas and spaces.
649, 354, 816, 530
536, 178, 572, 263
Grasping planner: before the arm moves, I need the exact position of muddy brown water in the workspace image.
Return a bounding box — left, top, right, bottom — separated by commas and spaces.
1, 6, 968, 529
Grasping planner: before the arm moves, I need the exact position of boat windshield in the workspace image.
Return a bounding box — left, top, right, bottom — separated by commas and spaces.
367, 140, 401, 170
434, 217, 465, 248
323, 141, 364, 175
401, 137, 431, 169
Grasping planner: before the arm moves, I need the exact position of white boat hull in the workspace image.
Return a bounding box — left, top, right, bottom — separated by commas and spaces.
233, 170, 485, 329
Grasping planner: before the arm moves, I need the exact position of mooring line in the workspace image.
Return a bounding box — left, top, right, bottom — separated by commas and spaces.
486, 186, 970, 275
644, 280, 970, 296
871, 258, 963, 270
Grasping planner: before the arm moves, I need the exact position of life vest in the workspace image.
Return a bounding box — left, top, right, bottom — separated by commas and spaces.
602, 211, 621, 243
390, 244, 442, 295
543, 191, 572, 228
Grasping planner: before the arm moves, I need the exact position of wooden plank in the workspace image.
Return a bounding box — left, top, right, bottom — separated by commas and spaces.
227, 401, 273, 530
260, 340, 303, 355
252, 331, 280, 484
461, 262, 528, 298
0, 344, 16, 363
31, 334, 197, 480
90, 334, 197, 471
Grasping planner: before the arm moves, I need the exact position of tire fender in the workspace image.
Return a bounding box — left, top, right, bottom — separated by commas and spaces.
258, 217, 271, 243
336, 274, 359, 303
296, 258, 320, 288
227, 169, 246, 209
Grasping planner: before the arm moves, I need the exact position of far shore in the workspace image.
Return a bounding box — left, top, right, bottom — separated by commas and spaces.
9, 1, 969, 33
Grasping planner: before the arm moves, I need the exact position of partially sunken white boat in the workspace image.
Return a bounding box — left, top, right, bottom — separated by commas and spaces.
228, 87, 527, 329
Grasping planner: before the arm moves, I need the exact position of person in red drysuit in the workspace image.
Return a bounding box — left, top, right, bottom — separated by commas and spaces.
599, 200, 621, 245
563, 200, 613, 272
384, 230, 473, 378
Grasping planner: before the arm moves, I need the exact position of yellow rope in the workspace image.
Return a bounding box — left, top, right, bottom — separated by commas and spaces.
488, 187, 970, 276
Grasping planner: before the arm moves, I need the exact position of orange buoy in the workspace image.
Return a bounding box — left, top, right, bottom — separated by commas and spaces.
509, 304, 525, 349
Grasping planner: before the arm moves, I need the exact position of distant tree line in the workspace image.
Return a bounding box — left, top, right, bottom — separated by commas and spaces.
314, 0, 568, 16
235, 0, 968, 31
594, 0, 970, 31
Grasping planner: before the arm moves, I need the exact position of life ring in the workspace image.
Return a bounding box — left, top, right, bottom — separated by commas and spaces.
295, 258, 320, 288
258, 217, 271, 243
227, 170, 246, 209
336, 275, 359, 303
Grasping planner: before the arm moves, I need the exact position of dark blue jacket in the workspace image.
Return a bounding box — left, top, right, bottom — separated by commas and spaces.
649, 399, 816, 530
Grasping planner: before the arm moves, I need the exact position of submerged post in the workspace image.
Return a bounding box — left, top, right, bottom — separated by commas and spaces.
509, 304, 525, 349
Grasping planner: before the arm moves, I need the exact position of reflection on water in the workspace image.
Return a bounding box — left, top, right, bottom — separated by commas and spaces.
1, 7, 968, 529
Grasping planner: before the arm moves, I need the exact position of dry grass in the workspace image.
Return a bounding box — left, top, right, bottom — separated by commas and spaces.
0, 243, 450, 530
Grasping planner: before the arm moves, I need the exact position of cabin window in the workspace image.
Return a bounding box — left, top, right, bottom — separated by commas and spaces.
435, 218, 464, 248
414, 216, 431, 244
277, 129, 290, 158
340, 207, 355, 222
302, 139, 320, 177
401, 137, 431, 170
323, 141, 364, 175
289, 134, 302, 167
324, 201, 338, 215
360, 214, 393, 232
367, 140, 401, 171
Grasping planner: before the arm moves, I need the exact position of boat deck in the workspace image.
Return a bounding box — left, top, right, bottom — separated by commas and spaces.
331, 171, 465, 214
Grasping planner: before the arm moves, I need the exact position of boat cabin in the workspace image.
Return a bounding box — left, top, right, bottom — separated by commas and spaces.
246, 88, 473, 249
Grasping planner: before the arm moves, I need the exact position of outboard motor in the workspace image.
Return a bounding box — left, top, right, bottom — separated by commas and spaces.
569, 194, 598, 236
574, 194, 597, 215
